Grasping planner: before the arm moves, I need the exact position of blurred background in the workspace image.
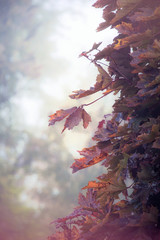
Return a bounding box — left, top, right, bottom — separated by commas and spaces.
0, 0, 117, 239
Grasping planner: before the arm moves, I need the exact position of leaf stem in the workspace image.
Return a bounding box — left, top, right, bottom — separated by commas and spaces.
96, 60, 109, 67
82, 82, 113, 107
82, 94, 106, 107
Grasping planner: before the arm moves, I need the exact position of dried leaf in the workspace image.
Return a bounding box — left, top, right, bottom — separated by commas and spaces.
110, 0, 143, 26
82, 181, 107, 190
49, 107, 77, 126
70, 64, 111, 99
71, 146, 107, 173
114, 29, 152, 50
97, 21, 111, 32
116, 22, 134, 35
82, 109, 91, 128
69, 82, 102, 99
95, 63, 112, 87
62, 107, 83, 132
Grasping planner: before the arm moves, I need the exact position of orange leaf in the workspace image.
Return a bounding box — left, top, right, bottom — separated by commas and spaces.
71, 146, 107, 173
82, 181, 107, 190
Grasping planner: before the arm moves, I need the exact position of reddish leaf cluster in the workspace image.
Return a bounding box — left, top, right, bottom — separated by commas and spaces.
48, 0, 160, 239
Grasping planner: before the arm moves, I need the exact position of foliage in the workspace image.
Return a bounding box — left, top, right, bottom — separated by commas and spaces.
49, 0, 160, 239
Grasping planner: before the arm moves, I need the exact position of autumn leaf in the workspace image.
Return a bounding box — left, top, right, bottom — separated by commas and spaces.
49, 107, 77, 126
94, 45, 113, 61
78, 189, 100, 209
49, 106, 91, 132
69, 64, 112, 99
62, 107, 83, 132
115, 22, 134, 35
69, 82, 102, 99
71, 146, 107, 173
82, 109, 91, 128
130, 6, 160, 22
95, 63, 112, 88
82, 176, 126, 194
82, 181, 107, 190
114, 29, 152, 50
97, 16, 115, 32
110, 0, 143, 26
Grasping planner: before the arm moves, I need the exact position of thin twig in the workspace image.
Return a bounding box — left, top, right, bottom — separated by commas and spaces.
82, 82, 113, 107
126, 182, 134, 189
96, 60, 109, 67
82, 94, 107, 107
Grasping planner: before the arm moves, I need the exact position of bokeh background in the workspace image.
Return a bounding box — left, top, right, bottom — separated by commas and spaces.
0, 0, 117, 239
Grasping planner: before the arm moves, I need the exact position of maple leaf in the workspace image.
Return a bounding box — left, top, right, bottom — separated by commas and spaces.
62, 107, 83, 132
94, 45, 113, 61
82, 109, 91, 128
82, 181, 107, 190
95, 63, 112, 87
83, 175, 126, 196
129, 6, 160, 23
69, 82, 102, 99
71, 145, 107, 173
97, 21, 112, 32
103, 2, 117, 20
49, 107, 91, 132
115, 22, 134, 35
110, 0, 144, 26
78, 189, 100, 209
49, 107, 77, 126
93, 119, 118, 142
114, 29, 152, 50
70, 64, 112, 99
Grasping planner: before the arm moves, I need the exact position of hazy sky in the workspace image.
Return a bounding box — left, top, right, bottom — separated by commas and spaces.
12, 0, 117, 156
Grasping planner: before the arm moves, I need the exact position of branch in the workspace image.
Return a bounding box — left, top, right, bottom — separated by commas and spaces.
82, 81, 113, 107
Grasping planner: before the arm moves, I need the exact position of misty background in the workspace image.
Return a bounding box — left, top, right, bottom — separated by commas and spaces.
0, 0, 117, 239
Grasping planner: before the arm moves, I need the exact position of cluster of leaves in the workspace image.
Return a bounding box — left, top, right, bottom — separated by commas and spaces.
48, 0, 160, 239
